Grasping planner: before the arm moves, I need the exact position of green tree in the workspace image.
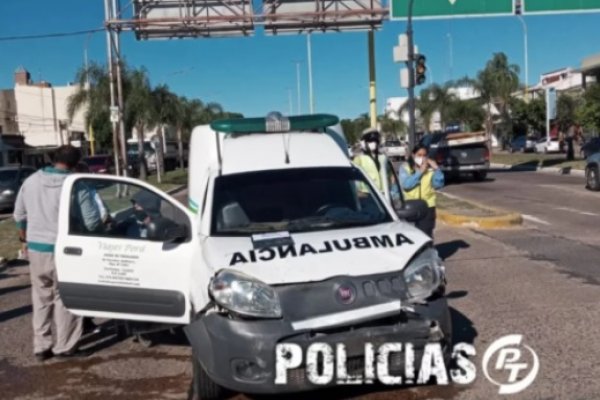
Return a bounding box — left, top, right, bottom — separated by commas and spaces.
152, 84, 182, 175
379, 114, 406, 140
446, 98, 485, 132
67, 62, 113, 151
577, 83, 600, 133
424, 83, 456, 130
556, 94, 579, 132
474, 53, 520, 139
510, 97, 546, 136
125, 68, 155, 180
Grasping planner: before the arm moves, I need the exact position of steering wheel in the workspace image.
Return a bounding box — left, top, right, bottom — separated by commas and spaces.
315, 203, 348, 216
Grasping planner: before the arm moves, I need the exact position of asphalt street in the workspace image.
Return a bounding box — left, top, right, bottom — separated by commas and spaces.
1, 181, 599, 399
443, 170, 600, 285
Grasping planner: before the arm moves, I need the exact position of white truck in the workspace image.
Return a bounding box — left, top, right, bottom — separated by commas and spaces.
54, 113, 450, 399
382, 139, 408, 162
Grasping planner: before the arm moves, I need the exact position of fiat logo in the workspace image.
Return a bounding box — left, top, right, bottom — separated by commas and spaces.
336, 284, 356, 304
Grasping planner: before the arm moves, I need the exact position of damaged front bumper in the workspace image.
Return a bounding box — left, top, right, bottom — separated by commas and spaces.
185, 292, 451, 394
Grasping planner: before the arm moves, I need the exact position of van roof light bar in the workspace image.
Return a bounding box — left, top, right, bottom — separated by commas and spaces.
210, 113, 339, 134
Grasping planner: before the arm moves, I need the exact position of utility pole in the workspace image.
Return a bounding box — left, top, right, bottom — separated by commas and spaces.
104, 0, 121, 177
307, 33, 315, 114
295, 61, 302, 115
406, 0, 416, 151
517, 15, 529, 100
368, 30, 377, 128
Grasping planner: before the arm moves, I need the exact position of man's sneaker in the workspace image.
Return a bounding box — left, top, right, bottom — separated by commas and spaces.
55, 349, 93, 359
34, 349, 53, 362
82, 318, 101, 335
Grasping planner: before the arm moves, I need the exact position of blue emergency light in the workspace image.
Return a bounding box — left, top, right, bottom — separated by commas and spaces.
210, 113, 339, 134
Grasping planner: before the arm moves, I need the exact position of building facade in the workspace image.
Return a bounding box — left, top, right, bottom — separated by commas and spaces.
0, 68, 87, 148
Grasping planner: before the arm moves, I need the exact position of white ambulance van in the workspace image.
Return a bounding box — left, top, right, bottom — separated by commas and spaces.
55, 113, 450, 398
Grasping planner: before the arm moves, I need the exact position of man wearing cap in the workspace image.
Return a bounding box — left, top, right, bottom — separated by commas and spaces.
353, 128, 390, 195
121, 190, 177, 240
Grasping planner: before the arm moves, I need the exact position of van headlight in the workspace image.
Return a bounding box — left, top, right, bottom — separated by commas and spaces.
403, 248, 443, 303
209, 269, 282, 319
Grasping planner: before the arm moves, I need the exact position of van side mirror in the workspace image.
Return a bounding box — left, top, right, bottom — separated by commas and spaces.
395, 199, 428, 223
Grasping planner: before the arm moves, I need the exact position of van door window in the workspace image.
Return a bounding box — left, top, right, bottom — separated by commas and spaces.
69, 179, 190, 242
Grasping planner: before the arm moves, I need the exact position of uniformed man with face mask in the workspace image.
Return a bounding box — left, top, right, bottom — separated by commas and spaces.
353, 128, 389, 194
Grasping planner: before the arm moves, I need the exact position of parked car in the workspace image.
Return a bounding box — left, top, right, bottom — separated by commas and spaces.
585, 152, 600, 191
0, 165, 36, 211
509, 136, 536, 153
534, 137, 562, 154
581, 137, 600, 159
82, 155, 114, 174
381, 139, 407, 161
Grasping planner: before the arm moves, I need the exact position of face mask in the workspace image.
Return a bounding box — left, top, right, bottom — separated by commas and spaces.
133, 209, 147, 222
367, 142, 378, 152
414, 156, 424, 166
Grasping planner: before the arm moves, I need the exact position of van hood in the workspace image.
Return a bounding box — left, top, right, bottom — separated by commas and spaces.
201, 221, 431, 285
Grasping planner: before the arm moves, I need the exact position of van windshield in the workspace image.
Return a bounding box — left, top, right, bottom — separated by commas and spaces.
211, 167, 392, 235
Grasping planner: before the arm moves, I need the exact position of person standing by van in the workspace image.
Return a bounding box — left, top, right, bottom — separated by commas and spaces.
353, 128, 389, 195
14, 146, 97, 361
400, 145, 445, 238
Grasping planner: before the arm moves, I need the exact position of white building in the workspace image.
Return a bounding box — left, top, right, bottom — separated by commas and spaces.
2, 68, 86, 148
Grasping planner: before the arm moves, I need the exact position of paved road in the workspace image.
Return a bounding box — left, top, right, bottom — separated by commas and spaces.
443, 170, 600, 285
1, 186, 599, 399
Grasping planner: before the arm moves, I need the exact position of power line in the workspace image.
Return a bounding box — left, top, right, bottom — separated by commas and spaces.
0, 28, 104, 42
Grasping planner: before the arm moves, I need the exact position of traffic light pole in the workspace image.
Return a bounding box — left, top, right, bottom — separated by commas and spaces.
406, 0, 416, 152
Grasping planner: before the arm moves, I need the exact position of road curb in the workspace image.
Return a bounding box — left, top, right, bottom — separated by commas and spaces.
438, 192, 523, 229
166, 185, 186, 195
490, 163, 585, 177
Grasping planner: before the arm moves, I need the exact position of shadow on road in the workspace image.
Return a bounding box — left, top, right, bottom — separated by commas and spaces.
0, 304, 32, 323
449, 307, 477, 346
0, 284, 30, 297
436, 240, 470, 260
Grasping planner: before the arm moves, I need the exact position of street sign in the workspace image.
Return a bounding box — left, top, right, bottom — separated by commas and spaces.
390, 0, 514, 20
109, 106, 119, 123
524, 0, 600, 14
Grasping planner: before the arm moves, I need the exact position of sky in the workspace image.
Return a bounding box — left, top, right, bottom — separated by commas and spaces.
0, 0, 599, 119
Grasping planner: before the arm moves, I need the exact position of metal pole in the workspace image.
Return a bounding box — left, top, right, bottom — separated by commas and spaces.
295, 61, 302, 115
368, 30, 377, 128
104, 0, 121, 176
113, 0, 128, 177
518, 15, 529, 100
447, 33, 453, 82
84, 32, 94, 155
307, 33, 315, 114
407, 0, 416, 151
288, 88, 293, 115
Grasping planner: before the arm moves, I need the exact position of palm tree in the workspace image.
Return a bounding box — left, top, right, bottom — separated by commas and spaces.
125, 68, 155, 180
475, 53, 520, 139
67, 62, 113, 153
427, 83, 457, 131
152, 84, 180, 175
379, 114, 407, 140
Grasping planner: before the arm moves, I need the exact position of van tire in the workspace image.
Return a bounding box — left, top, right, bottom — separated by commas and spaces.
586, 165, 600, 191
191, 354, 230, 400
472, 171, 487, 181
